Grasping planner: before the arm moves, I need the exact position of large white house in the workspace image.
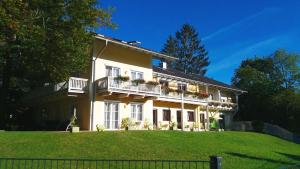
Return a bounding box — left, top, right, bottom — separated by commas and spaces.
26, 35, 246, 131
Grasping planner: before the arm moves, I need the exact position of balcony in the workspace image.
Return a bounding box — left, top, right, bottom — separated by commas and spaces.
158, 89, 209, 104
96, 76, 161, 96
68, 77, 88, 93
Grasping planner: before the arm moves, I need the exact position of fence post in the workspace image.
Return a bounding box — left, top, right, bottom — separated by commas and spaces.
210, 156, 222, 169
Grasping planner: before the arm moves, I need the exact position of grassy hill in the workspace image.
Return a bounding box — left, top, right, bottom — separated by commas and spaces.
0, 131, 299, 169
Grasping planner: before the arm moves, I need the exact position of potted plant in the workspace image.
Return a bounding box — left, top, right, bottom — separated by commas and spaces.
121, 117, 130, 130
193, 122, 199, 131
146, 81, 160, 86
96, 124, 105, 132
70, 116, 79, 133
184, 123, 190, 131
209, 117, 218, 131
114, 76, 130, 82
132, 79, 145, 85
169, 121, 177, 130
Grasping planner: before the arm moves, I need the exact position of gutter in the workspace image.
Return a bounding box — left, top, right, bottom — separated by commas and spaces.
89, 40, 108, 131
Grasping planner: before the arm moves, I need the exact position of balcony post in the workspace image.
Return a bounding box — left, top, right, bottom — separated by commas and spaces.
217, 90, 221, 102
68, 78, 71, 92
206, 105, 210, 130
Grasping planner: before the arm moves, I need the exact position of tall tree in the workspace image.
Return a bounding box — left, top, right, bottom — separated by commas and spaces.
0, 0, 115, 129
161, 24, 209, 76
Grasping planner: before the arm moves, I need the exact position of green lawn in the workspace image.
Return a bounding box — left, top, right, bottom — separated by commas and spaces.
0, 131, 299, 169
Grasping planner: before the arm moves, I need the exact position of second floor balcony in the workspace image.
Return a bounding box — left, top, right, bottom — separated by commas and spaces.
96, 76, 161, 97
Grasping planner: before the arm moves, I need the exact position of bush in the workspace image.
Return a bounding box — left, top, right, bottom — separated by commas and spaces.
96, 124, 105, 132
252, 120, 264, 132
121, 118, 130, 130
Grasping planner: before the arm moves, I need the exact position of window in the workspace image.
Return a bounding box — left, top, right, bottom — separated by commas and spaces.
131, 104, 143, 121
160, 80, 169, 87
187, 111, 195, 122
177, 83, 187, 91
106, 66, 120, 77
163, 109, 171, 121
104, 102, 119, 129
131, 70, 143, 80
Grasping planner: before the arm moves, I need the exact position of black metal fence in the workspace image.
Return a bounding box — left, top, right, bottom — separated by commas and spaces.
0, 158, 213, 169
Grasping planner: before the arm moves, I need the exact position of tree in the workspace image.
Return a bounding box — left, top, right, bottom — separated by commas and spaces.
232, 50, 300, 133
161, 24, 209, 76
0, 0, 115, 129
272, 49, 300, 89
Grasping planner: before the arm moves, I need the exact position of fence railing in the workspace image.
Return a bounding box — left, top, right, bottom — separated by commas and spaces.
0, 158, 214, 169
68, 77, 88, 93
96, 76, 161, 96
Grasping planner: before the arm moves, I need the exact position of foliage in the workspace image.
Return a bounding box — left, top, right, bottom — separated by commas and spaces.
96, 124, 105, 132
184, 123, 190, 129
146, 81, 160, 86
193, 122, 199, 129
70, 116, 78, 127
232, 49, 300, 133
0, 0, 115, 128
161, 24, 209, 76
169, 121, 176, 130
131, 79, 145, 85
121, 118, 131, 130
114, 76, 129, 82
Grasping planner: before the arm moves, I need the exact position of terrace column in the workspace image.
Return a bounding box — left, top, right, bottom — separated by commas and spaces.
217, 90, 221, 102
206, 105, 210, 130
181, 91, 185, 131
235, 94, 239, 111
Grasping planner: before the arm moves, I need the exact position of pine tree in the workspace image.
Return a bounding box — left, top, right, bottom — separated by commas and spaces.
161, 24, 209, 76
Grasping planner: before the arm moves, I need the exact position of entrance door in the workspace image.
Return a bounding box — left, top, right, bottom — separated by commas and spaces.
200, 113, 205, 129
177, 111, 182, 129
153, 109, 157, 128
104, 102, 119, 129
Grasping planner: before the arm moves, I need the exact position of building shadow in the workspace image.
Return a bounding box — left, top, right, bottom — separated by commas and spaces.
225, 152, 295, 165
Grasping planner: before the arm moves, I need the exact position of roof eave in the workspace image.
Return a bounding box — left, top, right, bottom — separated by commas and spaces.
95, 35, 177, 61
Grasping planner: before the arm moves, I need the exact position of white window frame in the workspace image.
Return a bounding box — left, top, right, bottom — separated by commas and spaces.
130, 103, 143, 121
130, 70, 144, 80
187, 111, 195, 122
104, 102, 120, 129
106, 66, 121, 78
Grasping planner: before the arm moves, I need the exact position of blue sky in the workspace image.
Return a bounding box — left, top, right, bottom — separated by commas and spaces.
98, 0, 300, 84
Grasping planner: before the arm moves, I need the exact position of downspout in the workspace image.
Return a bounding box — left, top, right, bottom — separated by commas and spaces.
89, 40, 108, 131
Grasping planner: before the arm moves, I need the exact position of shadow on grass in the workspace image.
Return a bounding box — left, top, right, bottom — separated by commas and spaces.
225, 152, 295, 165
276, 152, 300, 162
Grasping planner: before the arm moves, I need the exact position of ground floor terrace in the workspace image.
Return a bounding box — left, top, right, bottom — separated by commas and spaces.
31, 92, 235, 132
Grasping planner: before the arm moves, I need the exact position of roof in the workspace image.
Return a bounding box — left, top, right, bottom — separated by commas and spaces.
95, 34, 177, 61
153, 67, 246, 93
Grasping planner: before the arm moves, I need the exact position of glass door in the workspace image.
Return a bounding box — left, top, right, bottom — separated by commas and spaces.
106, 66, 120, 87
104, 102, 119, 129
